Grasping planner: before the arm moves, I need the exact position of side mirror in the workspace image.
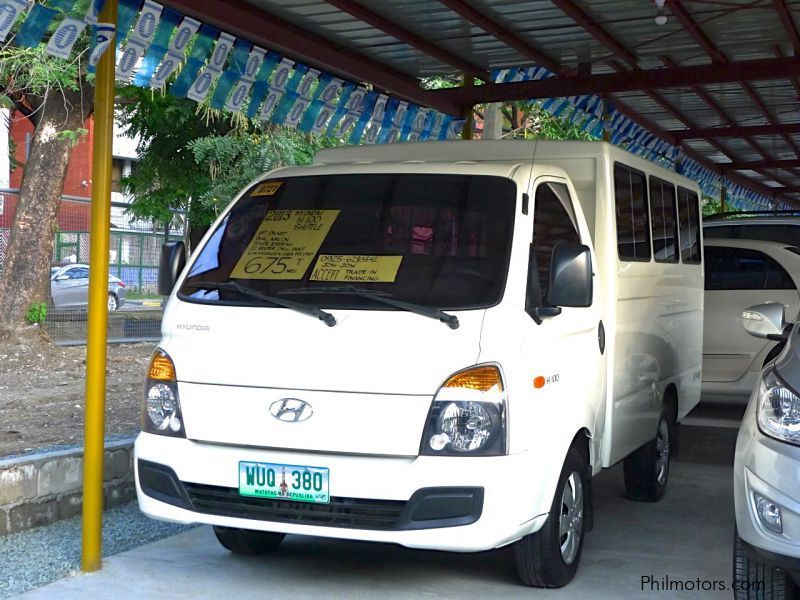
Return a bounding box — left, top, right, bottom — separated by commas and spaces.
547, 244, 593, 308
742, 303, 789, 341
158, 241, 186, 296
55, 274, 69, 281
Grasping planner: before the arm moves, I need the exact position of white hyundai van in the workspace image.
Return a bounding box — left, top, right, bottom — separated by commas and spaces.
135, 141, 704, 587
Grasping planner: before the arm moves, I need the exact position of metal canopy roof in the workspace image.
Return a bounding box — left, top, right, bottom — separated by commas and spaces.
163, 0, 800, 205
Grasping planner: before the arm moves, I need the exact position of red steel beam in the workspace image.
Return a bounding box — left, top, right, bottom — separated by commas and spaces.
550, 0, 638, 66
569, 11, 791, 200
671, 123, 800, 140
775, 44, 800, 101
681, 147, 794, 200
433, 55, 800, 104
659, 56, 785, 163
440, 2, 785, 201
323, 0, 488, 79
437, 0, 566, 75
161, 0, 463, 115
774, 0, 800, 53
724, 159, 800, 170
662, 9, 800, 159
663, 3, 800, 188
665, 0, 726, 63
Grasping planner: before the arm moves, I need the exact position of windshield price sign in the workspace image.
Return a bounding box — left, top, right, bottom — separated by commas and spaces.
310, 255, 403, 283
230, 209, 339, 279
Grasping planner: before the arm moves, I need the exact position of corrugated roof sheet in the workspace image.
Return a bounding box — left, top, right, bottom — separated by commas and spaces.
234, 0, 800, 202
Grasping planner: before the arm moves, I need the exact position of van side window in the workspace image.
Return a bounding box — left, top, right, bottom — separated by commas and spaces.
649, 177, 678, 263
704, 246, 794, 290
531, 182, 581, 303
678, 187, 702, 264
614, 163, 651, 261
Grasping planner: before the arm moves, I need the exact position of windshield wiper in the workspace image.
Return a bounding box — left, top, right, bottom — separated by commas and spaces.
279, 285, 459, 330
185, 281, 336, 327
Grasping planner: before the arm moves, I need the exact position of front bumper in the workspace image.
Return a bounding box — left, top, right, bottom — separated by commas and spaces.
734, 396, 800, 570
134, 433, 551, 552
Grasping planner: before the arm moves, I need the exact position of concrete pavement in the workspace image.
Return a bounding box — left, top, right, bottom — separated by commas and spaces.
20, 456, 734, 599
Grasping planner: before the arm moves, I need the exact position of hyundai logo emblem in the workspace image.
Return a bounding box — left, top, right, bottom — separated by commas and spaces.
269, 398, 313, 423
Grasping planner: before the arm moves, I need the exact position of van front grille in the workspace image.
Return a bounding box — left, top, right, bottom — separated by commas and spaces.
182, 482, 407, 531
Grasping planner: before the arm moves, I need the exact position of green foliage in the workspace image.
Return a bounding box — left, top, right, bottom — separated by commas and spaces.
24, 302, 47, 325
117, 87, 237, 227
526, 104, 596, 141
702, 194, 723, 216
119, 86, 341, 227
56, 128, 88, 146
186, 128, 339, 221
0, 0, 94, 99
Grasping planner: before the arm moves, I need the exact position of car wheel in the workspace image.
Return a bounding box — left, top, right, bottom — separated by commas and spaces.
107, 293, 118, 311
514, 445, 587, 588
213, 526, 285, 555
733, 531, 796, 599
623, 410, 672, 502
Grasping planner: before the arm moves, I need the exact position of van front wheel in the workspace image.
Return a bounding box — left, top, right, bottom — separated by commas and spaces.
513, 446, 587, 588
213, 526, 285, 555
623, 411, 671, 502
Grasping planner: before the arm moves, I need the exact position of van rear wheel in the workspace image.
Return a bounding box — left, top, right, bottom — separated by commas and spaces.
213, 526, 285, 555
623, 411, 671, 502
513, 446, 587, 588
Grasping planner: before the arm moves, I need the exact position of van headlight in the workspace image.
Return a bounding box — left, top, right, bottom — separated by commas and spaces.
758, 370, 800, 446
420, 364, 506, 456
143, 349, 185, 437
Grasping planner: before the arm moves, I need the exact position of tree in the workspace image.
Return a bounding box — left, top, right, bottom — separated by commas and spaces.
0, 40, 94, 340
118, 86, 339, 234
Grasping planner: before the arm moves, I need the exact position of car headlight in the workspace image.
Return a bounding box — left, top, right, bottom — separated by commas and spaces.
420, 364, 506, 456
142, 349, 185, 437
757, 370, 800, 446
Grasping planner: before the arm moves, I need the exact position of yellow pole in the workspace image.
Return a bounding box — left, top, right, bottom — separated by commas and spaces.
82, 0, 118, 573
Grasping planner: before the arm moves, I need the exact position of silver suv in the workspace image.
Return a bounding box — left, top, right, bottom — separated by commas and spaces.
734, 302, 800, 597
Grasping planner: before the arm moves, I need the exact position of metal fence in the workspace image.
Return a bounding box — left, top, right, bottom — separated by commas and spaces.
0, 190, 184, 344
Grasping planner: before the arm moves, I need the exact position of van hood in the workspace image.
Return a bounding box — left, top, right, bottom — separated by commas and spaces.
163, 301, 485, 395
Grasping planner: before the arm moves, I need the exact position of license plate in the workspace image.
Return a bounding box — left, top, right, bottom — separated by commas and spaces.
238, 461, 330, 504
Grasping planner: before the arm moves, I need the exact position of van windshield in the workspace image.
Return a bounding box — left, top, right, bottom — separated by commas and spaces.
179, 173, 516, 311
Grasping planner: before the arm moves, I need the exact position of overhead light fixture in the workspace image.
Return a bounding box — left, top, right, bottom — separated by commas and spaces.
655, 0, 667, 25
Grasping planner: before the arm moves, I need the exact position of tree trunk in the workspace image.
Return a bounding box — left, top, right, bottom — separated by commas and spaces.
0, 85, 92, 340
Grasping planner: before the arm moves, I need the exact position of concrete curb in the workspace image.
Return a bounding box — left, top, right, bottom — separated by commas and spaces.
0, 439, 136, 537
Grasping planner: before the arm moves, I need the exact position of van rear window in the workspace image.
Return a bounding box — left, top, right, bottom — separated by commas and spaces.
614, 164, 651, 261
677, 187, 702, 264
180, 174, 516, 310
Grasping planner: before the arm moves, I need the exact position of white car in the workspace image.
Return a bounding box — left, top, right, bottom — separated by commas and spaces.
734, 302, 799, 598
704, 211, 800, 247
702, 238, 800, 403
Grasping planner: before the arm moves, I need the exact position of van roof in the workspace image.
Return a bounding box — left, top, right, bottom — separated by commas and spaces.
316, 140, 609, 165
314, 140, 698, 189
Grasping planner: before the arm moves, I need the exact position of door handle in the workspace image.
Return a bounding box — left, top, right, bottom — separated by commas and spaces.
598, 320, 605, 354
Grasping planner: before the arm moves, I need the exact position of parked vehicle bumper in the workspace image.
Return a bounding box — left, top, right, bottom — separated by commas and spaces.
134, 432, 552, 553
734, 396, 800, 568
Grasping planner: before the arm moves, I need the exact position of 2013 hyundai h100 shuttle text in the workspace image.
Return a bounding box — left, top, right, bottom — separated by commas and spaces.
135, 140, 704, 588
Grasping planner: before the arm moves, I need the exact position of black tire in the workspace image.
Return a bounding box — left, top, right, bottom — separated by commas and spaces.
107, 293, 118, 311
514, 445, 588, 588
213, 526, 285, 555
734, 532, 796, 599
623, 410, 672, 502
